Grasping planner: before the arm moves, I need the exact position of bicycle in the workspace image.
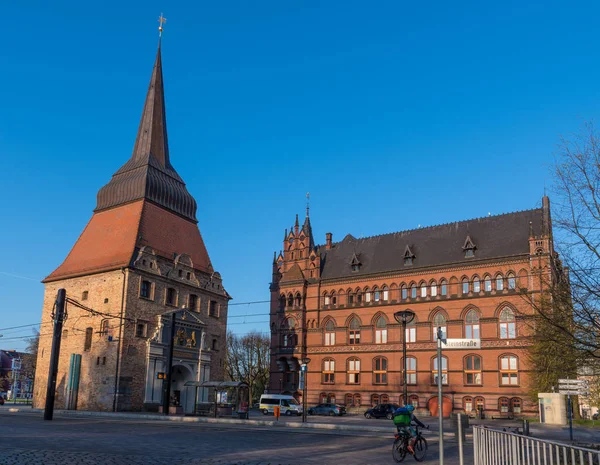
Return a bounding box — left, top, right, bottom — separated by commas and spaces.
392, 424, 428, 462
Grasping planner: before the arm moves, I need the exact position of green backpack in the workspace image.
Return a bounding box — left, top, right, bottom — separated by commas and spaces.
393, 407, 411, 426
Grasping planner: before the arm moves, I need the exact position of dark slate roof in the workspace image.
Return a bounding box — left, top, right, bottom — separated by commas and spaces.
319, 208, 543, 280
95, 44, 198, 223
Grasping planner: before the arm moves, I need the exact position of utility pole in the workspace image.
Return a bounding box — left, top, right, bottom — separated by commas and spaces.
162, 311, 177, 416
44, 288, 66, 421
437, 326, 446, 465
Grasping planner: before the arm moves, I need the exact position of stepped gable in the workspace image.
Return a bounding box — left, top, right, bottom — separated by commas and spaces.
319, 208, 543, 280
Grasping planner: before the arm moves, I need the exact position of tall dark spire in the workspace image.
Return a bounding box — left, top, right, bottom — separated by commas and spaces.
95, 43, 198, 222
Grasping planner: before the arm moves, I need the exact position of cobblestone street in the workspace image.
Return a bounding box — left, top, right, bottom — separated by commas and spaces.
0, 411, 471, 465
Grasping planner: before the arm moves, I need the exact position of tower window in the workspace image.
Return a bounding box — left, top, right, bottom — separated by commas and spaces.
82, 291, 89, 301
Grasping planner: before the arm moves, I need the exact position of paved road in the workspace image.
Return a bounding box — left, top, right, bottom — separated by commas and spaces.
0, 411, 471, 465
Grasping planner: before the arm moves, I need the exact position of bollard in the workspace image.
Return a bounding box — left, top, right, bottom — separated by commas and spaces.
522, 419, 529, 436
458, 412, 464, 465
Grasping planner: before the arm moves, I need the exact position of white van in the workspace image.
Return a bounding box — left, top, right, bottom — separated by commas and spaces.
259, 394, 303, 416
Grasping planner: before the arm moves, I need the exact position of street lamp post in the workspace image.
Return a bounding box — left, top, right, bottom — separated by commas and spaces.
394, 310, 415, 406
301, 357, 311, 423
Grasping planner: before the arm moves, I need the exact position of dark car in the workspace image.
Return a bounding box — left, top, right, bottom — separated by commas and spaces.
308, 403, 347, 416
364, 403, 399, 420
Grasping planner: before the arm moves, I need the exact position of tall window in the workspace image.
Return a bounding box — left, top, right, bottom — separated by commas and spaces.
405, 356, 417, 384
484, 276, 492, 292
500, 355, 518, 385
374, 289, 380, 302
166, 287, 177, 306
473, 278, 481, 293
465, 310, 480, 339
373, 357, 388, 384
464, 396, 473, 413
348, 292, 355, 305
475, 397, 485, 412
209, 300, 219, 317
433, 313, 447, 340
347, 358, 360, 384
499, 308, 516, 339
464, 355, 482, 385
349, 318, 361, 344
411, 284, 417, 299
84, 327, 93, 351
496, 275, 504, 291
371, 394, 380, 406
511, 398, 522, 414
382, 286, 389, 301
420, 283, 427, 298
324, 320, 336, 346
405, 321, 416, 343
323, 359, 335, 384
189, 294, 198, 311
432, 356, 448, 384
499, 397, 510, 413
324, 294, 330, 306
365, 291, 371, 303
100, 319, 109, 336
462, 278, 469, 295
440, 280, 447, 296
375, 316, 387, 344
430, 281, 438, 297
295, 293, 302, 307
140, 280, 152, 299
507, 273, 516, 290
401, 286, 408, 300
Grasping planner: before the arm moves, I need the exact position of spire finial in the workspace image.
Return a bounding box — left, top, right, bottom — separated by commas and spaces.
306, 192, 310, 218
158, 13, 167, 38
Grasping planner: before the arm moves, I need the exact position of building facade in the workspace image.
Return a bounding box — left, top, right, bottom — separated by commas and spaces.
269, 198, 556, 417
33, 43, 229, 413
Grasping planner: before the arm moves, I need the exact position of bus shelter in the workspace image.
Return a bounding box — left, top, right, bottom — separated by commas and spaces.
184, 381, 249, 418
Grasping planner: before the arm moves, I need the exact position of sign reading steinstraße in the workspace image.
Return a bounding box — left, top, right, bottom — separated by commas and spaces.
444, 339, 481, 349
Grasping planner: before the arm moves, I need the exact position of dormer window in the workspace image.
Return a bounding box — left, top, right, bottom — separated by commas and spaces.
404, 245, 415, 266
350, 252, 361, 272
463, 235, 476, 258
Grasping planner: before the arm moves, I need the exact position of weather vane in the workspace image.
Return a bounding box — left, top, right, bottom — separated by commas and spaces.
158, 13, 167, 37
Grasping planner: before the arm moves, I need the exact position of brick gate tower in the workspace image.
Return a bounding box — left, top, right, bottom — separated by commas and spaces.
34, 41, 229, 412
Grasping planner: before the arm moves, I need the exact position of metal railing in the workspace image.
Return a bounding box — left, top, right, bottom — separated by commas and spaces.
473, 426, 600, 465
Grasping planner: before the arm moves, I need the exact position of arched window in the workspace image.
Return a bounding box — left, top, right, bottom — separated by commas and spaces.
324, 320, 335, 346
320, 392, 328, 403
347, 358, 360, 384
410, 284, 417, 299
409, 395, 419, 408
345, 393, 353, 406
475, 397, 485, 412
365, 289, 372, 303
381, 394, 389, 404
499, 397, 510, 413
356, 290, 363, 304
465, 310, 480, 339
100, 319, 109, 336
371, 394, 379, 406
432, 356, 448, 385
348, 290, 355, 305
287, 294, 293, 307
473, 277, 481, 293
464, 355, 482, 385
405, 356, 417, 384
324, 293, 330, 306
500, 355, 519, 385
322, 359, 335, 384
295, 293, 302, 307
420, 283, 427, 298
373, 357, 388, 384
511, 397, 522, 414
463, 396, 474, 413
507, 273, 516, 290
349, 317, 361, 345
353, 393, 361, 407
382, 286, 389, 301
401, 285, 408, 300
375, 316, 387, 344
433, 313, 447, 340
440, 280, 447, 296
430, 281, 438, 297
405, 319, 416, 343
496, 274, 504, 291
499, 308, 516, 339
484, 276, 492, 292
331, 292, 337, 306
328, 393, 336, 404
462, 278, 469, 295
374, 287, 381, 302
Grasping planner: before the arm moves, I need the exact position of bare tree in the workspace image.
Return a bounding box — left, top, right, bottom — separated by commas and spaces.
224, 331, 270, 405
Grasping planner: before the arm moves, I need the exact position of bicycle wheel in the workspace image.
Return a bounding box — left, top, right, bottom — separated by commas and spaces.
392, 437, 408, 463
413, 436, 428, 462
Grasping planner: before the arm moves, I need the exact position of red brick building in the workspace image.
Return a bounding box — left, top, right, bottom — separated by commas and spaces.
269, 198, 556, 417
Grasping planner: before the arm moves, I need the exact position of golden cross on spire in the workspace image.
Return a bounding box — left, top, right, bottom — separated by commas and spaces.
158, 13, 167, 37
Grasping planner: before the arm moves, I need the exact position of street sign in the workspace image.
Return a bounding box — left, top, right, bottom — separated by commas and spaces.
558, 379, 587, 385
299, 371, 305, 390
559, 390, 589, 396
444, 339, 481, 349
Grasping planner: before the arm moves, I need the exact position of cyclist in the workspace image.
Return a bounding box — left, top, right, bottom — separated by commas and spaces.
393, 404, 426, 455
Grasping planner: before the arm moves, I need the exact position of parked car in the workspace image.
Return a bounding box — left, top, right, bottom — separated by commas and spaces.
593, 412, 599, 421
364, 403, 399, 420
308, 403, 347, 416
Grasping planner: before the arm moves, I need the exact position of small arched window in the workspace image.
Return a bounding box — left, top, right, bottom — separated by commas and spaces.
440, 280, 447, 296
410, 284, 417, 299
349, 318, 361, 344
287, 294, 293, 307
462, 278, 469, 295
484, 276, 492, 292
382, 286, 389, 301
507, 273, 516, 290
465, 310, 480, 339
420, 283, 427, 298
499, 308, 516, 339
496, 275, 504, 291
433, 313, 447, 340
401, 285, 408, 300
430, 281, 438, 297
295, 293, 302, 307
375, 316, 387, 344
473, 277, 480, 293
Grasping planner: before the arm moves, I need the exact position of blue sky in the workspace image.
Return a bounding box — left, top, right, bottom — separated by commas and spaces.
1, 1, 599, 350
